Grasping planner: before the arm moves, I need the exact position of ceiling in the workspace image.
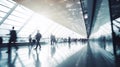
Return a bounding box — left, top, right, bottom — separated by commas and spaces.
13, 0, 87, 38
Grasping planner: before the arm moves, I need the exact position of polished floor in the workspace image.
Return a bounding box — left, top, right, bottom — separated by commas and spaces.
0, 41, 115, 67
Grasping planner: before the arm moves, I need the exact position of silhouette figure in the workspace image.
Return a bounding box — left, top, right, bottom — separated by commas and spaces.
68, 37, 71, 48
68, 37, 71, 45
0, 36, 2, 60
32, 39, 36, 47
28, 34, 32, 47
34, 30, 42, 50
0, 36, 3, 47
9, 27, 18, 49
7, 26, 18, 66
7, 27, 18, 53
28, 35, 32, 58
50, 34, 56, 45
103, 36, 106, 49
0, 36, 3, 50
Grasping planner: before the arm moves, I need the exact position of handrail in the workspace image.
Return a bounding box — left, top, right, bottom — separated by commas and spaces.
0, 36, 50, 43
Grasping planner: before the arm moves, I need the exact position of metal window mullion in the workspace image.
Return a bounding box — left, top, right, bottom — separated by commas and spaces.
11, 13, 26, 19
113, 24, 120, 29
0, 16, 3, 18
0, 10, 8, 13
7, 0, 16, 4
108, 0, 117, 66
0, 4, 11, 9
7, 18, 23, 23
15, 9, 32, 16
115, 20, 120, 24
0, 27, 12, 31
3, 22, 21, 27
0, 4, 18, 25
79, 0, 88, 37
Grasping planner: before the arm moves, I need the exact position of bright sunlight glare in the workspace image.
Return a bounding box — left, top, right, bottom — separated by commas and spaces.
18, 13, 84, 38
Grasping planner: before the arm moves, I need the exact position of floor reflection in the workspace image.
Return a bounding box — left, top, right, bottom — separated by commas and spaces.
91, 40, 114, 54
33, 49, 41, 67
89, 41, 115, 67
51, 45, 56, 57
57, 41, 115, 67
8, 50, 25, 67
0, 41, 116, 67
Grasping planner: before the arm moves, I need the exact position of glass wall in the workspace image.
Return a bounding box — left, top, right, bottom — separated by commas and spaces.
89, 0, 113, 54
0, 0, 33, 43
109, 0, 120, 66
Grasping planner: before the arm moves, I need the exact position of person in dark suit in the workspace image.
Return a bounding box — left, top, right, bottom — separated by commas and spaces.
29, 34, 32, 47
7, 26, 18, 53
0, 36, 2, 60
34, 30, 42, 50
7, 26, 18, 65
0, 36, 3, 48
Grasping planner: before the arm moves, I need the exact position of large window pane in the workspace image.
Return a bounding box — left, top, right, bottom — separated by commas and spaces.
0, 23, 20, 30
0, 29, 9, 35
14, 5, 33, 16
90, 0, 113, 53
0, 5, 10, 12
11, 10, 31, 19
0, 0, 15, 8
109, 0, 120, 66
0, 11, 7, 17
7, 15, 26, 22
3, 19, 23, 27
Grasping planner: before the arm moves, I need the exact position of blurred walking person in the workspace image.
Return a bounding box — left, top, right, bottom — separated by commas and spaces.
0, 36, 3, 49
7, 26, 18, 53
29, 34, 32, 47
34, 30, 42, 50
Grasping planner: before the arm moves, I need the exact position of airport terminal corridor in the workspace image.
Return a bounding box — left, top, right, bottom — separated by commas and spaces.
0, 0, 120, 67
